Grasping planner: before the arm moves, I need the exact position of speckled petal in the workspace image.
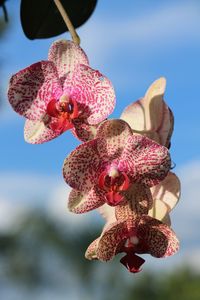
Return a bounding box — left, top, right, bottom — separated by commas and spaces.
68, 187, 106, 213
85, 238, 100, 260
120, 78, 173, 147
63, 138, 100, 191
72, 119, 99, 142
138, 216, 179, 258
151, 172, 181, 212
119, 133, 171, 187
8, 61, 62, 120
97, 220, 128, 261
63, 64, 116, 125
115, 184, 153, 221
96, 119, 132, 159
48, 40, 89, 79
24, 119, 59, 144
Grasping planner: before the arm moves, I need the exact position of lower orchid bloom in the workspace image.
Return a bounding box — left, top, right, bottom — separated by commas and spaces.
120, 77, 173, 148
85, 210, 179, 273
63, 119, 171, 213
8, 39, 115, 144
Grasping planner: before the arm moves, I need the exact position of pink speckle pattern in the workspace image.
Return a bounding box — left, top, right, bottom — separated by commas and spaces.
63, 139, 101, 191
48, 39, 89, 79
88, 214, 179, 262
63, 119, 171, 212
8, 40, 115, 144
63, 64, 116, 125
8, 61, 62, 120
119, 133, 171, 187
137, 216, 179, 258
115, 184, 153, 221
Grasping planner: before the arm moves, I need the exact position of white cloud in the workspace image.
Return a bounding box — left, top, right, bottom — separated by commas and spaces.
0, 172, 95, 233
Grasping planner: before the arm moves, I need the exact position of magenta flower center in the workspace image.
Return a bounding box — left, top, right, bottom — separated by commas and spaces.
46, 95, 79, 132
98, 167, 130, 206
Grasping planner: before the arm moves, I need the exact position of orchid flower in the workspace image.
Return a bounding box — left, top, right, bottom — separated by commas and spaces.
63, 119, 171, 213
85, 199, 179, 273
8, 39, 116, 144
120, 77, 173, 148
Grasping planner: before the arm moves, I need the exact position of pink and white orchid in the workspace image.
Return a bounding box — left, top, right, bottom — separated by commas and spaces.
8, 39, 116, 144
120, 77, 173, 148
63, 119, 171, 213
85, 199, 179, 273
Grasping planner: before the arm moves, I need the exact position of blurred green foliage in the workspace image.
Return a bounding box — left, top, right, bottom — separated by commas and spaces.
0, 210, 200, 300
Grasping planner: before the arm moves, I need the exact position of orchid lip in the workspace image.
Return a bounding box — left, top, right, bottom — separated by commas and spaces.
46, 96, 79, 132
98, 167, 130, 206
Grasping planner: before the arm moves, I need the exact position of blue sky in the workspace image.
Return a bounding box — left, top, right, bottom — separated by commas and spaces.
0, 0, 200, 273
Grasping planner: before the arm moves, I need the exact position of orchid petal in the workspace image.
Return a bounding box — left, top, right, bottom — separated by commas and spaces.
139, 216, 179, 258
115, 184, 153, 221
119, 133, 171, 187
72, 119, 99, 142
121, 78, 173, 147
162, 213, 171, 226
63, 138, 100, 191
97, 220, 128, 261
24, 119, 59, 144
85, 238, 100, 260
8, 61, 62, 120
48, 39, 89, 79
151, 172, 181, 212
98, 204, 116, 223
148, 199, 169, 222
96, 119, 132, 159
63, 64, 116, 124
68, 187, 106, 213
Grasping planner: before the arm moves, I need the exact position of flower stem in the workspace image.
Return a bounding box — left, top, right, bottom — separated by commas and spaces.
54, 0, 80, 45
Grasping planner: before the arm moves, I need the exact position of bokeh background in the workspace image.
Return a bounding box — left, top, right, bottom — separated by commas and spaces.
1, 0, 200, 299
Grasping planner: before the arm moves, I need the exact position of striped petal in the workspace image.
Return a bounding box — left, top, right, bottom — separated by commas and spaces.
138, 216, 179, 258
96, 119, 132, 159
63, 138, 100, 191
63, 64, 116, 125
48, 39, 89, 79
97, 220, 128, 261
24, 119, 59, 144
119, 133, 171, 187
8, 61, 62, 120
68, 187, 106, 213
121, 78, 173, 147
151, 172, 181, 212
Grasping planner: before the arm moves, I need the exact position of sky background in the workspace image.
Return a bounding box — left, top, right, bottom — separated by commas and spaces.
0, 0, 200, 275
